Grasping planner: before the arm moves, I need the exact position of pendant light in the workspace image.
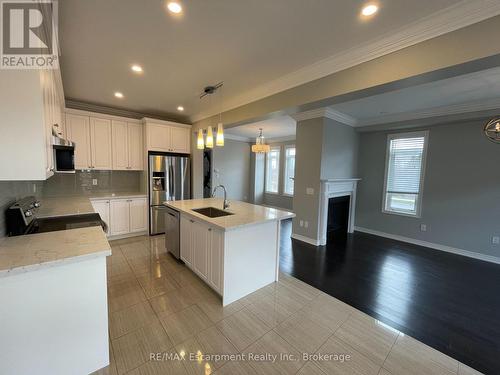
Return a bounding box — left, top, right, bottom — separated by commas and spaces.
199, 82, 225, 149
206, 126, 214, 148
216, 85, 224, 146
197, 130, 204, 149
216, 123, 224, 146
251, 128, 271, 153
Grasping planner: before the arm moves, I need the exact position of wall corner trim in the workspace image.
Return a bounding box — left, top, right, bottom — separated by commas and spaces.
291, 108, 358, 126
291, 233, 321, 246
354, 226, 500, 265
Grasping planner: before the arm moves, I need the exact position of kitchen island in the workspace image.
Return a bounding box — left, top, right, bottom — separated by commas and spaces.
0, 196, 113, 375
164, 198, 294, 305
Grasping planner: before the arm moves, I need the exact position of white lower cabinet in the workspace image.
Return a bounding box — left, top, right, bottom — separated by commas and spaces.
180, 215, 224, 294
129, 198, 148, 233
91, 197, 147, 237
110, 200, 131, 236
90, 200, 110, 236
180, 216, 193, 267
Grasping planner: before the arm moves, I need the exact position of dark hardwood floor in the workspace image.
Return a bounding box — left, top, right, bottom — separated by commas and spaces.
279, 219, 500, 375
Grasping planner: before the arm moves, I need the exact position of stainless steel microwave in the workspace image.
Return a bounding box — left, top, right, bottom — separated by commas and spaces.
53, 135, 76, 173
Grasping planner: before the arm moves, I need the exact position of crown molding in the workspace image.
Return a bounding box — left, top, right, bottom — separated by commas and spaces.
291, 108, 357, 126
192, 0, 500, 123
357, 97, 500, 127
66, 99, 190, 124
224, 133, 252, 142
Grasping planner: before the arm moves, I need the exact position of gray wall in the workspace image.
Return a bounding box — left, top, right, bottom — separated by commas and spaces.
356, 119, 500, 258
250, 153, 265, 205
321, 119, 359, 179
292, 118, 324, 238
292, 117, 359, 240
212, 139, 251, 202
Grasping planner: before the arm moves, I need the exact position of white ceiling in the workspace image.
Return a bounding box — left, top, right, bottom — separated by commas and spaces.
225, 116, 296, 141
330, 66, 500, 126
59, 0, 471, 121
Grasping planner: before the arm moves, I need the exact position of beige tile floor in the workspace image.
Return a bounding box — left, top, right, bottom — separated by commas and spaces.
91, 235, 483, 375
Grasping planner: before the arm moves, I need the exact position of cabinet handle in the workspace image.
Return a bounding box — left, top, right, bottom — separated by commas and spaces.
190, 219, 194, 223
208, 228, 212, 232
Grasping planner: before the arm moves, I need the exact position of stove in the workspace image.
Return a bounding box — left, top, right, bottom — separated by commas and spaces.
6, 196, 106, 236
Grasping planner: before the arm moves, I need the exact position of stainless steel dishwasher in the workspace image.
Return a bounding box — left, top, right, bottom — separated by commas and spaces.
165, 206, 180, 259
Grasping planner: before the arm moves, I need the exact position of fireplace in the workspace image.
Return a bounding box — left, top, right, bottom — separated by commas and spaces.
318, 179, 360, 245
327, 195, 351, 239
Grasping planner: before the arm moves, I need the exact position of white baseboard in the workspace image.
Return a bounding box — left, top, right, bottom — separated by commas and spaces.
354, 226, 500, 265
291, 233, 320, 246
107, 231, 148, 241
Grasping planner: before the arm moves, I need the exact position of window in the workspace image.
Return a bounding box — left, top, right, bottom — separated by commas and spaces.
265, 147, 280, 193
284, 146, 295, 195
383, 131, 428, 217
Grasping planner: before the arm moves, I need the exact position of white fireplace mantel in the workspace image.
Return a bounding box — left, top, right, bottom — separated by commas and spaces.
318, 178, 360, 246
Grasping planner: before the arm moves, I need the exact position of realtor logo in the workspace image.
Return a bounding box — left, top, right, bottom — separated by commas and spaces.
1, 0, 58, 69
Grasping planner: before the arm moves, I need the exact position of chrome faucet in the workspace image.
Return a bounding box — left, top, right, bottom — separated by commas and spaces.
212, 185, 230, 210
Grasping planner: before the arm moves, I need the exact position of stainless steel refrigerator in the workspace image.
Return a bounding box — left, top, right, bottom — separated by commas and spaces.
149, 153, 190, 235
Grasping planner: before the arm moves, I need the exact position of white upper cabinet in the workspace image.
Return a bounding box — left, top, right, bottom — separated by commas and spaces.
0, 69, 64, 180
145, 119, 191, 154
66, 114, 112, 170
112, 121, 144, 170
90, 117, 112, 170
170, 126, 191, 153
127, 123, 144, 170
66, 114, 91, 170
111, 120, 129, 170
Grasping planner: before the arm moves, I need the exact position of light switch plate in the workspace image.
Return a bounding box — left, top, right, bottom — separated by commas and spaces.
420, 224, 427, 232
492, 236, 500, 245
306, 187, 314, 195
92, 179, 98, 186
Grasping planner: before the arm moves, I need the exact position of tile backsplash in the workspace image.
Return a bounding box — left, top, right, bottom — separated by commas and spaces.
1, 170, 143, 237
42, 170, 143, 197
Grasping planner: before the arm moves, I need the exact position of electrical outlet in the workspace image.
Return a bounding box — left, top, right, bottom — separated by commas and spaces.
32, 183, 36, 193
304, 221, 309, 228
306, 187, 314, 195
299, 220, 304, 227
92, 179, 98, 186
492, 236, 500, 245
420, 224, 427, 232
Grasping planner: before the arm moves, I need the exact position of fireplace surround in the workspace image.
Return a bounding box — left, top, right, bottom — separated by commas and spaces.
318, 179, 360, 245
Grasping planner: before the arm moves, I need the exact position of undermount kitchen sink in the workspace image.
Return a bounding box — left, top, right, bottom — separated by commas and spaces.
192, 207, 234, 218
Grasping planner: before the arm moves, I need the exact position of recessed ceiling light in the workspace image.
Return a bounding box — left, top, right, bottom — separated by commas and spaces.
177, 106, 184, 111
361, 4, 378, 17
131, 64, 143, 73
114, 92, 124, 99
167, 2, 182, 14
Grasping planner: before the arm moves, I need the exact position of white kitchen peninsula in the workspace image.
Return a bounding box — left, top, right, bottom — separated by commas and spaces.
164, 198, 294, 305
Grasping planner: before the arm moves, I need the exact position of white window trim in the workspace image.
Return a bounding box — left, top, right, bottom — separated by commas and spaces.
283, 145, 296, 197
265, 146, 281, 195
381, 130, 429, 218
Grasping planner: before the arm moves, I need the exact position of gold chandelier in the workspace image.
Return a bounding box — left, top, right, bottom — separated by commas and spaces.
251, 128, 270, 153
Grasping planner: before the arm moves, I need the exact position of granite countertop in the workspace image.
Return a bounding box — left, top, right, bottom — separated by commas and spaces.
164, 198, 295, 231
87, 191, 148, 200
0, 227, 111, 277
0, 192, 146, 277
